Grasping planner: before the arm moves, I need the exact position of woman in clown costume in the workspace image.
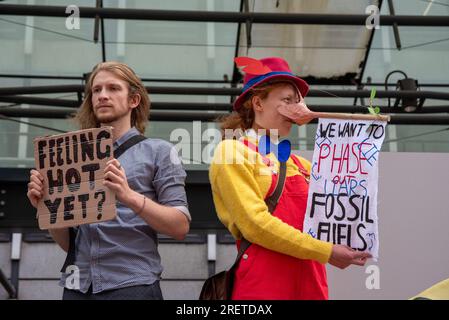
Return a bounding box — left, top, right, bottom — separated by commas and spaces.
209, 57, 371, 300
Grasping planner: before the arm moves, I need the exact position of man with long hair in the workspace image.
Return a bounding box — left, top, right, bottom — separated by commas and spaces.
26, 62, 190, 299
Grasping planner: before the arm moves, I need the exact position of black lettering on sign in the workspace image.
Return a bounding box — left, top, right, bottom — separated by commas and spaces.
348, 195, 361, 222
337, 123, 366, 138
367, 124, 385, 139
47, 169, 63, 195
318, 222, 353, 246
325, 194, 335, 219
63, 195, 75, 221
346, 224, 352, 247
72, 135, 78, 163
38, 140, 47, 169
332, 222, 336, 244
56, 137, 64, 166
65, 168, 81, 192
310, 193, 325, 218
80, 132, 94, 162
334, 193, 347, 221
364, 196, 374, 223
357, 223, 367, 251
317, 222, 330, 242
373, 125, 384, 139
95, 190, 106, 220
65, 136, 72, 165
319, 122, 336, 138
337, 223, 351, 246
82, 163, 100, 190
48, 139, 56, 167
78, 193, 89, 219
96, 129, 111, 159
44, 198, 61, 224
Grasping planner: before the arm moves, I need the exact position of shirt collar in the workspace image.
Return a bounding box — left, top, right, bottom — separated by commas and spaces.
113, 127, 140, 148
244, 128, 279, 144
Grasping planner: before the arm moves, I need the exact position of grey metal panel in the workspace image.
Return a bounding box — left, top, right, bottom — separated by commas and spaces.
216, 244, 237, 273
160, 280, 204, 300
0, 243, 10, 276
19, 243, 65, 279
159, 244, 208, 280
18, 280, 63, 300
0, 284, 8, 300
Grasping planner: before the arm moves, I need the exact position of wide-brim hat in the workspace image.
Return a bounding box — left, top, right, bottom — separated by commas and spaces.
233, 56, 310, 111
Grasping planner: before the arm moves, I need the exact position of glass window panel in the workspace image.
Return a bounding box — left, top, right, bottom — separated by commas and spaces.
363, 26, 449, 84
104, 21, 238, 80
0, 16, 102, 75
388, 0, 449, 15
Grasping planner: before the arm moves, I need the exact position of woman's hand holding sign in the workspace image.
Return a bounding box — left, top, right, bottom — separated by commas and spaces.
329, 244, 372, 269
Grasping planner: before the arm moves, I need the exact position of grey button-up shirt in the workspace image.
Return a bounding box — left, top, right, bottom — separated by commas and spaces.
60, 127, 190, 294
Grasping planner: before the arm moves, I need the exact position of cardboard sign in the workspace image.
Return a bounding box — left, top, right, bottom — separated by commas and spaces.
303, 119, 387, 260
34, 127, 116, 229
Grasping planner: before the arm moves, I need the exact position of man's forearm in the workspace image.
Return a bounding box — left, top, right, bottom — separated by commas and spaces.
124, 190, 189, 240
48, 228, 70, 252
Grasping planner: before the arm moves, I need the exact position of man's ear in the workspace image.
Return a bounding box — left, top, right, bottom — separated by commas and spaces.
129, 93, 141, 109
252, 95, 264, 112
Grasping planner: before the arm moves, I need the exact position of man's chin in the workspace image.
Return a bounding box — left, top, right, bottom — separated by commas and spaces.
95, 114, 118, 124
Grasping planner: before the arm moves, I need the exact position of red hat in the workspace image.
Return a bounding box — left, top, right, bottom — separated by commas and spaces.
233, 56, 309, 111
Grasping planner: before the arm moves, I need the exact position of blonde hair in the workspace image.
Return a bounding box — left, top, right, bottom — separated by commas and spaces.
73, 61, 150, 134
219, 80, 298, 134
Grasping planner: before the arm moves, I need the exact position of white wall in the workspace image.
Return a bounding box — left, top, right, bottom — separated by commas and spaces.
322, 151, 449, 299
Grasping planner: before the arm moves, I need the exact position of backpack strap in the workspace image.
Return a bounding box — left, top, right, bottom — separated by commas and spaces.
60, 227, 77, 273
114, 134, 147, 159
60, 134, 147, 273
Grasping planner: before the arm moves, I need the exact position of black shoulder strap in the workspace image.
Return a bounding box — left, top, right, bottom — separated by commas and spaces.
60, 227, 77, 272
265, 161, 288, 213
60, 134, 147, 272
231, 161, 288, 269
114, 134, 147, 159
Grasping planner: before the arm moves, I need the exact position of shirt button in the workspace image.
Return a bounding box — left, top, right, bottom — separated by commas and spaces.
242, 254, 248, 260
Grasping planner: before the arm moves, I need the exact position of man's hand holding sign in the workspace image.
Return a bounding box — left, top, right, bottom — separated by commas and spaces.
103, 158, 131, 204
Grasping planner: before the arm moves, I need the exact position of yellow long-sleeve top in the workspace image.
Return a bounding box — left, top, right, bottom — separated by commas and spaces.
209, 136, 333, 264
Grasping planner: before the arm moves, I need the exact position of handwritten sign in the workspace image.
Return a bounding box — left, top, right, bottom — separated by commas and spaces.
34, 127, 116, 229
303, 119, 387, 259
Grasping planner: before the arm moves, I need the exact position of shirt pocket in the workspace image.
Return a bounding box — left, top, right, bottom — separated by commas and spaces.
125, 162, 145, 192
